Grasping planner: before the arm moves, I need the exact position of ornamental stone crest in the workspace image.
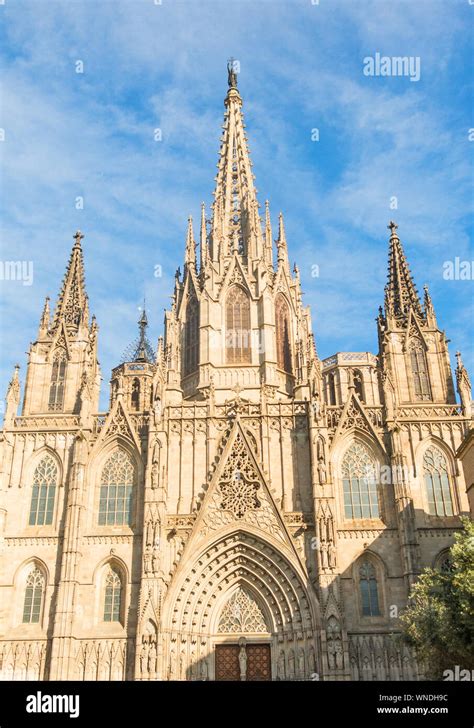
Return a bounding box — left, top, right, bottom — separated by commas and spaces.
218, 587, 269, 633
199, 430, 287, 543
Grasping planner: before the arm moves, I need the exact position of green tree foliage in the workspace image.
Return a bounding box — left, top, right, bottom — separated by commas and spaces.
400, 518, 474, 678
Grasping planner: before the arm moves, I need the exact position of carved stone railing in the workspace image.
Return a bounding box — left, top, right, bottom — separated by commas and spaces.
267, 401, 307, 417
12, 414, 80, 430
326, 405, 384, 430
396, 404, 464, 420
92, 413, 150, 437
322, 352, 378, 369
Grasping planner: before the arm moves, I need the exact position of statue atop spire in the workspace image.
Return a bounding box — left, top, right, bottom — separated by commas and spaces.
227, 57, 239, 89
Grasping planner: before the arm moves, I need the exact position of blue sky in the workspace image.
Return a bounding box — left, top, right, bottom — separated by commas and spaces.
0, 0, 472, 411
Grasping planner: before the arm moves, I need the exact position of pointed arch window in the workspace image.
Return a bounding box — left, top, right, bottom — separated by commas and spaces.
29, 455, 58, 526
218, 587, 269, 633
423, 447, 454, 516
103, 566, 123, 622
328, 372, 337, 406
342, 443, 379, 519
359, 560, 381, 616
275, 294, 292, 373
226, 286, 251, 364
48, 348, 67, 411
353, 369, 365, 402
99, 451, 135, 526
184, 297, 199, 376
22, 566, 45, 623
131, 378, 140, 411
409, 338, 431, 401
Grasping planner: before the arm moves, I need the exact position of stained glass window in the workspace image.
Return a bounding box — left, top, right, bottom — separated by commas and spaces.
275, 294, 292, 373
359, 561, 380, 617
22, 567, 45, 623
99, 451, 134, 526
104, 567, 122, 622
48, 348, 67, 411
226, 286, 251, 364
29, 455, 57, 526
342, 443, 379, 519
423, 447, 453, 516
409, 338, 431, 401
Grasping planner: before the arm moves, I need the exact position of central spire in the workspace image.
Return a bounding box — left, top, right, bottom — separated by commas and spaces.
209, 62, 264, 263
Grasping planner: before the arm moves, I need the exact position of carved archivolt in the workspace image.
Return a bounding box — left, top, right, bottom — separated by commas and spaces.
164, 531, 316, 637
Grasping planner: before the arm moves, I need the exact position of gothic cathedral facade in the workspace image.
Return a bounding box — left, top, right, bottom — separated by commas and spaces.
0, 71, 472, 682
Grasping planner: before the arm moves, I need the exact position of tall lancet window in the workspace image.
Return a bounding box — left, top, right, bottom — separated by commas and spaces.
99, 451, 135, 527
328, 372, 337, 405
103, 566, 123, 623
423, 447, 454, 517
48, 348, 67, 411
29, 455, 58, 526
353, 369, 365, 402
184, 297, 199, 376
226, 286, 251, 364
359, 560, 381, 617
275, 294, 292, 373
342, 443, 379, 519
409, 338, 431, 401
131, 378, 140, 411
23, 566, 45, 624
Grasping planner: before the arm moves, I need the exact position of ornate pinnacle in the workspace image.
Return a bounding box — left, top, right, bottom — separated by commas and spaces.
51, 231, 88, 334
385, 221, 422, 318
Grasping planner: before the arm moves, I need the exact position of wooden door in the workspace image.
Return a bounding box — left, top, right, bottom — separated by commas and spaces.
246, 644, 271, 681
215, 644, 240, 681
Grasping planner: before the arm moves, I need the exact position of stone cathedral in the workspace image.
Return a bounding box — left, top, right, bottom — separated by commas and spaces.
0, 68, 472, 683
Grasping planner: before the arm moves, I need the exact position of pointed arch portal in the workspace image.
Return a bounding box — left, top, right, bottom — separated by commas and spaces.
162, 530, 319, 681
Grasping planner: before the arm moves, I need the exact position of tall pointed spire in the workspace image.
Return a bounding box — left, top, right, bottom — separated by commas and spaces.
184, 216, 196, 267
277, 212, 289, 270
4, 364, 20, 424
384, 221, 422, 318
52, 230, 89, 334
209, 62, 263, 262
122, 306, 155, 364
264, 200, 273, 266
38, 295, 51, 338
200, 202, 208, 269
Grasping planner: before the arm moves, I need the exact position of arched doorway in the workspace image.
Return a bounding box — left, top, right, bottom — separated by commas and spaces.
161, 530, 320, 681
214, 586, 272, 681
